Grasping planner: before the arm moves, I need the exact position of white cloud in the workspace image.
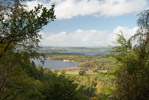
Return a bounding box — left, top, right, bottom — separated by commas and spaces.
108, 26, 139, 45
97, 0, 148, 17
39, 26, 138, 47
24, 0, 52, 10
25, 0, 148, 19
111, 26, 139, 40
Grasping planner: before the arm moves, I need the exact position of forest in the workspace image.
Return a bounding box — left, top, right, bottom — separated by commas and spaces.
0, 0, 149, 100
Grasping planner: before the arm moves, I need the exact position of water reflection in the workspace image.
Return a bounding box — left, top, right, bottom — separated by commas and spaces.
34, 59, 80, 69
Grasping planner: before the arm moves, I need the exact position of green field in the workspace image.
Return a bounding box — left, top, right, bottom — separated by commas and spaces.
48, 53, 116, 98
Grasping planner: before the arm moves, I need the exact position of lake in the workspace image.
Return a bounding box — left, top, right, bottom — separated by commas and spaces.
34, 59, 80, 69
35, 50, 110, 69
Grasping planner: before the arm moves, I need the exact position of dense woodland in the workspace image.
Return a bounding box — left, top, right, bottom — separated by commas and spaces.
0, 0, 149, 100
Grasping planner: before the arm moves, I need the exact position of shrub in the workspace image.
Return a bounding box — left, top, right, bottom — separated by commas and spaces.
79, 70, 86, 76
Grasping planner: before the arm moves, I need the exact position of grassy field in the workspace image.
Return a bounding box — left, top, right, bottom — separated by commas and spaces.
56, 69, 115, 80
58, 69, 115, 97
49, 53, 116, 97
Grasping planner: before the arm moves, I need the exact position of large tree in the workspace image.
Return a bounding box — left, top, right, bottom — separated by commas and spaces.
111, 9, 149, 100
0, 0, 55, 56
0, 0, 55, 99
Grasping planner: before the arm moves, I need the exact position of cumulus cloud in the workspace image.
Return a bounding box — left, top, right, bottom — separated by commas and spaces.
39, 26, 138, 47
25, 0, 148, 19
97, 0, 148, 17
108, 26, 139, 45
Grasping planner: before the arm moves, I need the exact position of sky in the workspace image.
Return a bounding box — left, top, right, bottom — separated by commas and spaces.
25, 0, 149, 47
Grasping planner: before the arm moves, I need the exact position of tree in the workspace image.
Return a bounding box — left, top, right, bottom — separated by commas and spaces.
0, 0, 55, 56
111, 9, 149, 100
79, 70, 86, 76
0, 1, 88, 100
39, 71, 87, 100
0, 0, 56, 99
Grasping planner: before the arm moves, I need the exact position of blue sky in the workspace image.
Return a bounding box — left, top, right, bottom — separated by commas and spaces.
42, 13, 138, 33
25, 0, 149, 47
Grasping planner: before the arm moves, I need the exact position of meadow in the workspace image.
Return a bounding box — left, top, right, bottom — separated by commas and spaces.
46, 53, 116, 98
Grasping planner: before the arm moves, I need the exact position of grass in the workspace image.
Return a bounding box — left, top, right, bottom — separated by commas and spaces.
57, 70, 115, 80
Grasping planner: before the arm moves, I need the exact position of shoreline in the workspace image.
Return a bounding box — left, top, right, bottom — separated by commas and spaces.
51, 66, 80, 71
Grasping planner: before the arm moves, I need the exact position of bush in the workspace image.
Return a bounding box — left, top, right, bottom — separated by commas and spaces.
79, 70, 86, 76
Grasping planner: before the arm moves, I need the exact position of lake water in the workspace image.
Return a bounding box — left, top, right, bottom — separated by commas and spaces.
35, 50, 110, 69
38, 50, 110, 55
34, 59, 80, 69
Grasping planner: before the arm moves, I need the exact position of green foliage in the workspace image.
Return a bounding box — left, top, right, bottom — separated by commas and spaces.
71, 74, 115, 99
39, 71, 86, 100
0, 1, 90, 100
0, 51, 88, 100
0, 52, 43, 100
79, 70, 86, 76
0, 0, 56, 99
111, 9, 149, 100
